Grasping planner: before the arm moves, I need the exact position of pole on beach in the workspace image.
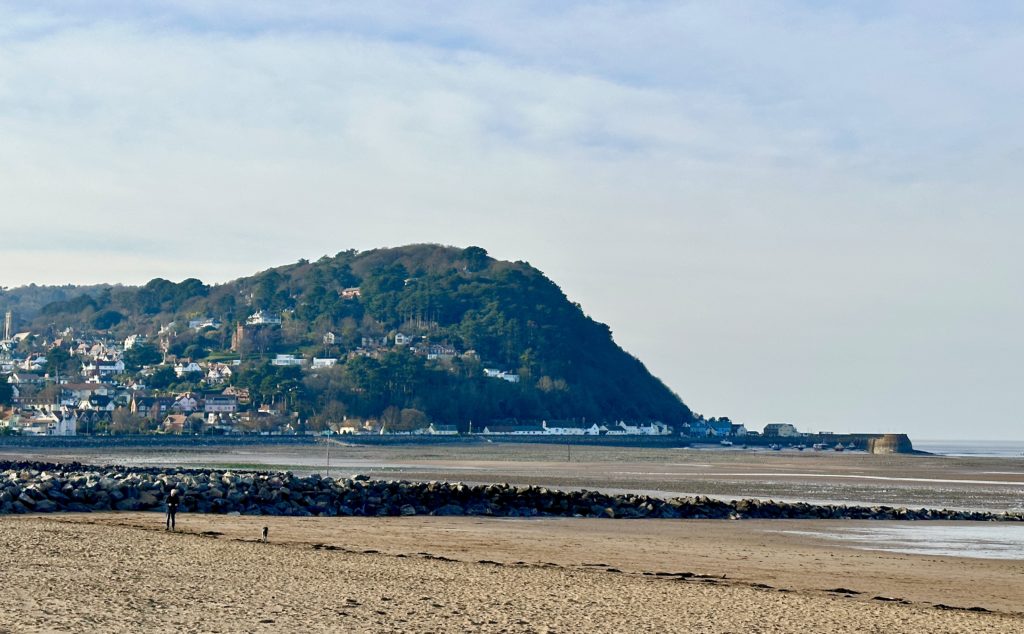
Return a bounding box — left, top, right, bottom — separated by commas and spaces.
326, 439, 331, 478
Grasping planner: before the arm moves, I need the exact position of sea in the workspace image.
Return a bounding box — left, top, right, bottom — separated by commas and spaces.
783, 524, 1024, 560
785, 439, 1024, 560
913, 440, 1024, 458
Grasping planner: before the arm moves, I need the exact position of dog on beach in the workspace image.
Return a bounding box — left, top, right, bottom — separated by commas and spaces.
262, 526, 269, 543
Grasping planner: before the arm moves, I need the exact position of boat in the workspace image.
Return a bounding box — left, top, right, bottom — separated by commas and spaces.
833, 443, 845, 452
812, 443, 829, 451
719, 439, 734, 447
769, 444, 782, 451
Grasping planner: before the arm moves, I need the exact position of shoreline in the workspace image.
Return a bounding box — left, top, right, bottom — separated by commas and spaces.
5, 441, 1023, 513
3, 459, 1020, 522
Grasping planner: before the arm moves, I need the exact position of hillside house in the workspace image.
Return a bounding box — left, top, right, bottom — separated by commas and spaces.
203, 395, 238, 414
80, 396, 117, 412
123, 334, 145, 350
394, 332, 412, 346
424, 344, 458, 360
483, 369, 520, 383
61, 383, 109, 401
171, 393, 200, 413
246, 311, 282, 326
8, 373, 44, 386
174, 361, 203, 377
129, 394, 176, 419
311, 358, 338, 369
271, 354, 306, 367
188, 318, 222, 330
206, 363, 233, 383
222, 386, 251, 404
85, 358, 125, 375
361, 336, 387, 349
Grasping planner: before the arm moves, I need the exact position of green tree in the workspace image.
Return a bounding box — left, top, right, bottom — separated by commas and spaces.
123, 343, 162, 371
45, 347, 79, 377
0, 379, 13, 406
147, 366, 177, 390
92, 309, 124, 330
461, 246, 489, 272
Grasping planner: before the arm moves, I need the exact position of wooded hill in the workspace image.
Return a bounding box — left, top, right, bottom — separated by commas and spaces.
2, 245, 695, 428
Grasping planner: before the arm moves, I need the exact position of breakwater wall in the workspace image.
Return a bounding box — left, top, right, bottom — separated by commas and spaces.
2, 461, 1019, 521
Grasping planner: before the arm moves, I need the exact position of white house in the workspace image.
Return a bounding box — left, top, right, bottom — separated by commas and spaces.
483, 369, 520, 383
206, 363, 233, 383
394, 332, 412, 346
188, 317, 222, 330
323, 332, 337, 345
336, 421, 363, 435
17, 409, 76, 436
203, 395, 238, 413
479, 423, 547, 435
426, 344, 457, 360
612, 421, 672, 435
172, 393, 200, 413
124, 334, 146, 350
61, 383, 109, 400
271, 354, 306, 367
427, 423, 458, 435
96, 358, 125, 375
246, 311, 282, 326
8, 372, 43, 386
174, 361, 203, 377
311, 358, 338, 369
53, 410, 77, 436
542, 421, 602, 435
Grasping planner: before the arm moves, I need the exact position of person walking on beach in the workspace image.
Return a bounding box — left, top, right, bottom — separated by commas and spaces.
165, 487, 180, 531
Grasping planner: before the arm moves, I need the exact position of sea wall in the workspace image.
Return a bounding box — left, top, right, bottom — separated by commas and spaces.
2, 461, 1019, 521
867, 434, 916, 454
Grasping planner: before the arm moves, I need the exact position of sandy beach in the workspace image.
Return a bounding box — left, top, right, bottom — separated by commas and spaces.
1, 512, 1021, 633
3, 444, 1023, 631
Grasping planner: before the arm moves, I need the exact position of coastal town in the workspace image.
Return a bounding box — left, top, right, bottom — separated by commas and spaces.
0, 309, 812, 442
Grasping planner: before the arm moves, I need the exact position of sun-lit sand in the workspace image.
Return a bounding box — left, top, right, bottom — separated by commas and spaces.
1, 512, 1021, 633
3, 444, 1023, 631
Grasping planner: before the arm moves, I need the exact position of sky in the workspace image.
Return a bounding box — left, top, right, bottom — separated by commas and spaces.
2, 2, 1022, 440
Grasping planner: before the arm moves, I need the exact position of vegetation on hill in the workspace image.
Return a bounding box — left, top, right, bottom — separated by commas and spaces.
2, 245, 694, 428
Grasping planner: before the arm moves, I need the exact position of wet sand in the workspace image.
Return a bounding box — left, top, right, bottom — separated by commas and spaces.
1, 512, 1021, 633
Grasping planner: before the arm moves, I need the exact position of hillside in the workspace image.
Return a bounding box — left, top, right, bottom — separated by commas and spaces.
1, 245, 694, 428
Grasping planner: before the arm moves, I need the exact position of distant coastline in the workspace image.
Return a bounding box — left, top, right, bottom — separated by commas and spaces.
913, 440, 1024, 458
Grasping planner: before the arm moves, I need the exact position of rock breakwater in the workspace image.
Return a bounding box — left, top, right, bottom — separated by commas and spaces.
2, 461, 1021, 521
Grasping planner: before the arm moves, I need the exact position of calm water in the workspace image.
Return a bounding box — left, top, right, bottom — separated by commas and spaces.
914, 440, 1024, 458
784, 524, 1024, 560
